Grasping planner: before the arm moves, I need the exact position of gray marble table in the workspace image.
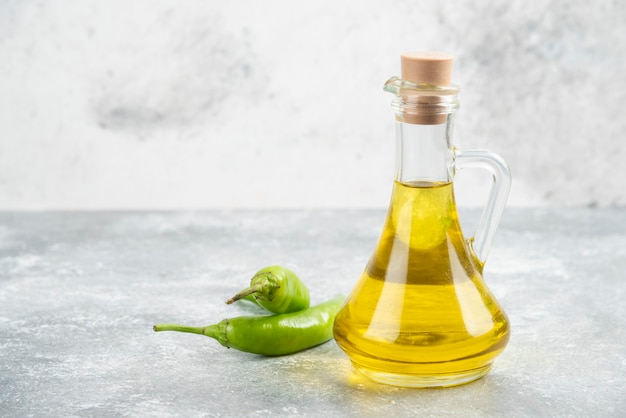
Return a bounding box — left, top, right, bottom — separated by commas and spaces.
1, 209, 624, 417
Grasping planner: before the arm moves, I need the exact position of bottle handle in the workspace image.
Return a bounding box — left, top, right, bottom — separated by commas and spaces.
454, 149, 512, 269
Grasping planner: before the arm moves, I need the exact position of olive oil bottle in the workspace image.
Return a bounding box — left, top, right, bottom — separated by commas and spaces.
333, 53, 512, 388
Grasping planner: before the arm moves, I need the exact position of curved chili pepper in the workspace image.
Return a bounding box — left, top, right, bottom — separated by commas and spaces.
153, 295, 345, 356
225, 266, 310, 314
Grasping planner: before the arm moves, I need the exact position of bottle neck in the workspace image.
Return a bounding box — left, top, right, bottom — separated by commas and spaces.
394, 115, 455, 185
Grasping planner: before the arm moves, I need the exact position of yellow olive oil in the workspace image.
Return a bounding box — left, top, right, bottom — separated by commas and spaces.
333, 181, 509, 387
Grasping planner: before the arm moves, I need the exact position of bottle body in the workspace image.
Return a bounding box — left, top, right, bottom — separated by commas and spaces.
333, 180, 509, 387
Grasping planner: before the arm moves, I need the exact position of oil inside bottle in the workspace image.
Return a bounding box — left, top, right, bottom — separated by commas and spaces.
333, 180, 509, 387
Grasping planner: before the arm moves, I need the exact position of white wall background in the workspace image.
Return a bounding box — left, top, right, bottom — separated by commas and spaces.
0, 0, 624, 210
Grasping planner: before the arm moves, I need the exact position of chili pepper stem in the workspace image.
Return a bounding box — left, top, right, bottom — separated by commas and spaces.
225, 283, 263, 304
153, 323, 219, 340
226, 279, 278, 305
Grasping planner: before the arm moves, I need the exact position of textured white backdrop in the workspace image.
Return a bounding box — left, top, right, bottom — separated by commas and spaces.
1, 0, 624, 209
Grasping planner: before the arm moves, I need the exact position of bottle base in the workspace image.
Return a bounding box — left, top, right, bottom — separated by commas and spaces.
351, 362, 492, 388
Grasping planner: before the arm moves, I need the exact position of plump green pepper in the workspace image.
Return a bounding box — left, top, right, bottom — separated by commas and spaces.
225, 266, 310, 314
153, 295, 344, 356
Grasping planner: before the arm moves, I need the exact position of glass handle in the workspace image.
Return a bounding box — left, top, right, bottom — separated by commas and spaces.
454, 149, 512, 268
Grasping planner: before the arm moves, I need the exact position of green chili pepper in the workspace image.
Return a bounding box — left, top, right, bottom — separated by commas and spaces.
225, 266, 310, 314
153, 295, 345, 356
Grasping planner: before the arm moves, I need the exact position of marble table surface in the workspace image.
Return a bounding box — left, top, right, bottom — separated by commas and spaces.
0, 209, 624, 417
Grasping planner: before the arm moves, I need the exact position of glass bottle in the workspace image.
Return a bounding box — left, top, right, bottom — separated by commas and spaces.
333, 52, 512, 388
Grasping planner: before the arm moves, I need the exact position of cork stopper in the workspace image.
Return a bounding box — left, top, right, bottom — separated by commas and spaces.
401, 52, 454, 86
399, 52, 454, 124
